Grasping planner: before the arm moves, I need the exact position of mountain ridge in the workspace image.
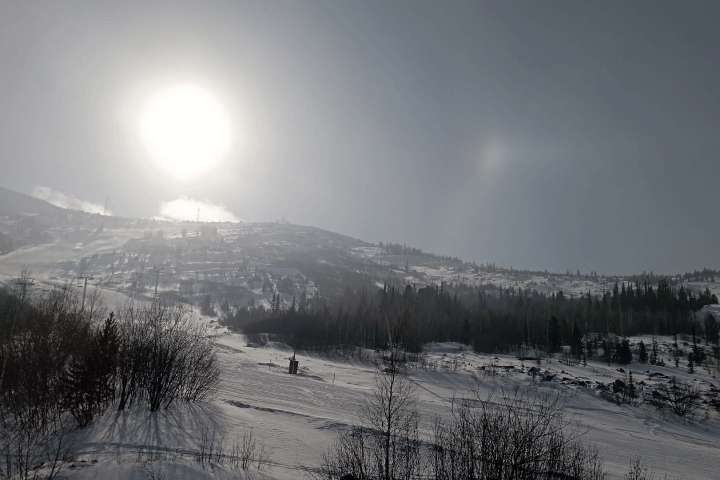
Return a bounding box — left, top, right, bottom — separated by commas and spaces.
0, 186, 718, 307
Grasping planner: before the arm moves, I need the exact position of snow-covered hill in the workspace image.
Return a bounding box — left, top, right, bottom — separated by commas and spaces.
2, 186, 718, 311
59, 332, 720, 480
3, 186, 720, 479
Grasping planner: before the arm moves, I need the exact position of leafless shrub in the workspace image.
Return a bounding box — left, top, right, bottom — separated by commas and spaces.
650, 377, 701, 417
625, 457, 655, 480
197, 425, 269, 472
0, 286, 87, 479
196, 425, 225, 467
0, 412, 71, 480
319, 351, 607, 480
430, 390, 606, 480
0, 287, 219, 479
319, 347, 422, 480
139, 448, 178, 480
238, 429, 257, 470
255, 441, 269, 471
115, 303, 220, 411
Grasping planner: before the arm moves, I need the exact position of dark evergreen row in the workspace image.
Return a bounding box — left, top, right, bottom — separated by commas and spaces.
226, 280, 718, 354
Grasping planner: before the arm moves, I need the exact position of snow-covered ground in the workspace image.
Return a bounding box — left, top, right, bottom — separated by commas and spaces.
59, 333, 720, 479
1, 207, 718, 478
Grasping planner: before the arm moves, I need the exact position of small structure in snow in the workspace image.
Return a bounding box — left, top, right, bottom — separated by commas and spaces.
288, 353, 299, 374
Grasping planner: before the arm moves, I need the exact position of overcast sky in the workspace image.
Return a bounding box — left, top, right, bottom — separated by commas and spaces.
1, 1, 719, 274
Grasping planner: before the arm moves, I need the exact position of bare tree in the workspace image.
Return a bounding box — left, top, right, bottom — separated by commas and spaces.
319, 347, 421, 480
651, 377, 701, 417
0, 285, 85, 480
0, 287, 220, 478
430, 390, 606, 480
113, 302, 220, 411
625, 457, 655, 480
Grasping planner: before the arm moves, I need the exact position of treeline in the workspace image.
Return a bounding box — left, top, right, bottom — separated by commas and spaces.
0, 286, 219, 479
378, 241, 463, 264
679, 268, 719, 283
228, 280, 718, 354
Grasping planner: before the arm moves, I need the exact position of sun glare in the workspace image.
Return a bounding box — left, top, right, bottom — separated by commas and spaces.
139, 84, 231, 181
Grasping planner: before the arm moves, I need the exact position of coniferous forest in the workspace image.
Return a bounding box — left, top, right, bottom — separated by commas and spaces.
225, 279, 718, 355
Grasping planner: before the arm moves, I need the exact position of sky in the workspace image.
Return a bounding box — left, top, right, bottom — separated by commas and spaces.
1, 1, 719, 274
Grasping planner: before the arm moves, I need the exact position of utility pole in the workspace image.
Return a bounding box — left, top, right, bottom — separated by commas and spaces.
78, 275, 93, 312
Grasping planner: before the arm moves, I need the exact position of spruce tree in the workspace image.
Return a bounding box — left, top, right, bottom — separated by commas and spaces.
548, 315, 561, 353
571, 320, 583, 360
63, 315, 118, 427
603, 339, 613, 365
691, 325, 705, 364
650, 336, 658, 365
617, 339, 632, 365
638, 341, 648, 363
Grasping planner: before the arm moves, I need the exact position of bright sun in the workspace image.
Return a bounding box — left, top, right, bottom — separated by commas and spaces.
139, 84, 231, 181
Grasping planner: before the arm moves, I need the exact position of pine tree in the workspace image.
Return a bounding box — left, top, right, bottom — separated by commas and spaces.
63, 353, 95, 426
638, 340, 648, 363
95, 314, 119, 405
570, 320, 583, 360
603, 339, 613, 365
617, 339, 632, 365
548, 316, 561, 353
691, 325, 705, 364
650, 336, 658, 365
63, 315, 118, 427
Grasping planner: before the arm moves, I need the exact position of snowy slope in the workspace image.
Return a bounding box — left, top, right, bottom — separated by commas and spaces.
61, 333, 720, 480
2, 186, 719, 310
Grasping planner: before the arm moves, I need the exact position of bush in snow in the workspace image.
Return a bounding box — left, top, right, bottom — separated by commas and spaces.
0, 285, 221, 478
319, 347, 605, 480
319, 348, 422, 480
430, 391, 605, 480
115, 302, 220, 412
650, 377, 701, 417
